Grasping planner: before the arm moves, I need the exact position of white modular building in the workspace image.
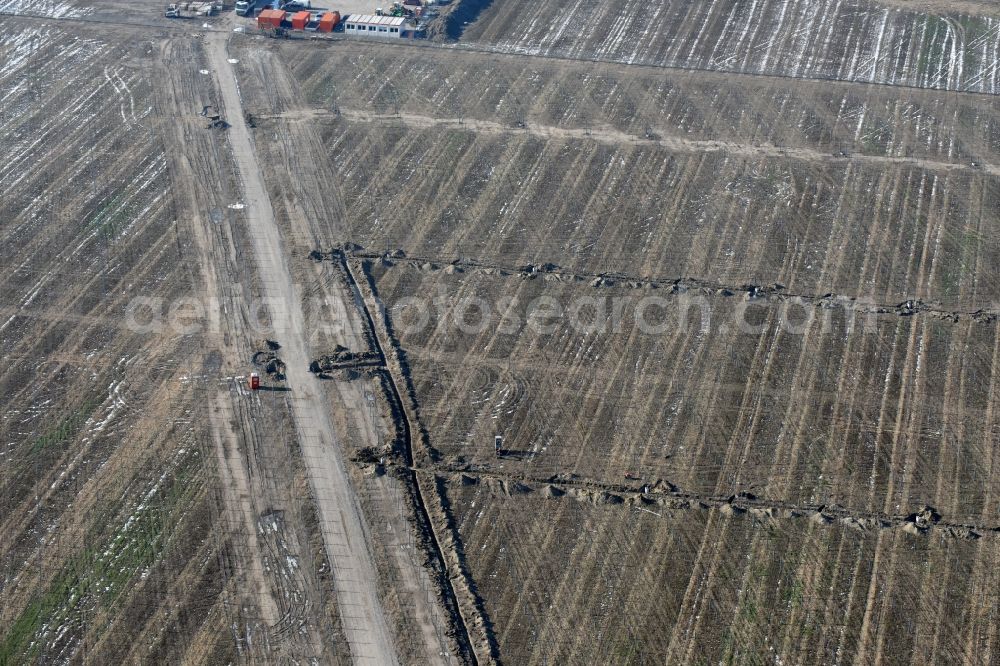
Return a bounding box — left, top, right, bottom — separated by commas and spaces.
343, 14, 406, 37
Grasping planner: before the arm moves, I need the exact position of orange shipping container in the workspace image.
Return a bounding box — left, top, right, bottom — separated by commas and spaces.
259, 8, 285, 27
318, 11, 340, 32
291, 10, 311, 29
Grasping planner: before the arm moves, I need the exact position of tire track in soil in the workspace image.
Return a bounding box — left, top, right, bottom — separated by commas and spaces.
236, 41, 473, 660
205, 33, 398, 665
152, 40, 312, 658
159, 118, 338, 661
267, 108, 1000, 177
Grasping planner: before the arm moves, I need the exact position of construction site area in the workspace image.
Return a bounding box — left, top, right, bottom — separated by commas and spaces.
3, 0, 1000, 663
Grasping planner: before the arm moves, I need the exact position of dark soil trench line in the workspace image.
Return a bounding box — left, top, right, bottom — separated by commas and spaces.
318, 248, 997, 324
334, 250, 494, 665
419, 465, 999, 541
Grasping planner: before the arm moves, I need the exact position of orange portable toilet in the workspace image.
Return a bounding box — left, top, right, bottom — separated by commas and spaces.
318, 11, 340, 32
291, 10, 311, 29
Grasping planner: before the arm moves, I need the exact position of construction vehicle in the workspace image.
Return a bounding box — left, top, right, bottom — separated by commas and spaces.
165, 1, 219, 18
235, 0, 259, 16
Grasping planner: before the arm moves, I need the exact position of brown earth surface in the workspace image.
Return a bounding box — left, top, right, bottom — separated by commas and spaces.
4, 0, 1000, 664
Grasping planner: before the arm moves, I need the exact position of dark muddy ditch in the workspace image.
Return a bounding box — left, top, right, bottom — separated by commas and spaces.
443, 0, 495, 40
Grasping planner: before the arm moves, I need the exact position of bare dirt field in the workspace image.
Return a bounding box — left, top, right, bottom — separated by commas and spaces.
235, 25, 1000, 663
452, 0, 1000, 93
0, 18, 236, 663
5, 0, 1000, 663
0, 15, 353, 666
441, 479, 1000, 664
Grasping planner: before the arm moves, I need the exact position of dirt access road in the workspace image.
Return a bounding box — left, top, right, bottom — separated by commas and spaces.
277, 107, 1000, 177
205, 33, 398, 665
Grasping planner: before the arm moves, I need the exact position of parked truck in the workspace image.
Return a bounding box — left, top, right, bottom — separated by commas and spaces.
235, 0, 259, 16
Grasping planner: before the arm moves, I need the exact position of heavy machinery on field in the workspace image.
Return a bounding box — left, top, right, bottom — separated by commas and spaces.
235, 0, 261, 16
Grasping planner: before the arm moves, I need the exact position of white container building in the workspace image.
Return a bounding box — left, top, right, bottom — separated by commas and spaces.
343, 14, 406, 37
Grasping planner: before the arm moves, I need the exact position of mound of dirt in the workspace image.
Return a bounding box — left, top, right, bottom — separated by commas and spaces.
505, 481, 534, 495
906, 505, 941, 528
810, 511, 834, 525
595, 492, 624, 506
252, 349, 286, 380
310, 348, 381, 374
720, 504, 747, 517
